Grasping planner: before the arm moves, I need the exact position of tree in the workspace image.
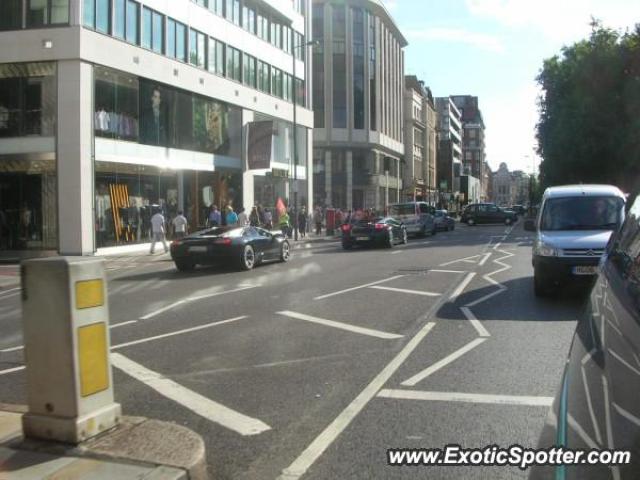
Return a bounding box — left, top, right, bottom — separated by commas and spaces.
536, 22, 640, 192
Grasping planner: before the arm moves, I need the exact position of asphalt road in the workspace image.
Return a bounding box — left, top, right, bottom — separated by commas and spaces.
0, 222, 587, 479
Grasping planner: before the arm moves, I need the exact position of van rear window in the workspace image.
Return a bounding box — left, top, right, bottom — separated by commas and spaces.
389, 204, 416, 216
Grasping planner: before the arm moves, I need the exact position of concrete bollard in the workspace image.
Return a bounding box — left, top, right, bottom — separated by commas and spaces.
20, 257, 121, 444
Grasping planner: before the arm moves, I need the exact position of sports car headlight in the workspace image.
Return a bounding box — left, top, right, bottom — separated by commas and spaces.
535, 243, 558, 257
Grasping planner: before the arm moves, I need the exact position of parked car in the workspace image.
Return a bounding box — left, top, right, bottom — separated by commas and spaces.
511, 204, 527, 216
524, 184, 626, 296
341, 217, 408, 249
388, 202, 436, 237
530, 191, 640, 480
170, 225, 290, 271
460, 203, 518, 226
434, 210, 455, 231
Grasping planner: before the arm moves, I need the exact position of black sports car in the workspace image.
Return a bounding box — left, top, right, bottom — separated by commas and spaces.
170, 226, 291, 271
341, 217, 408, 250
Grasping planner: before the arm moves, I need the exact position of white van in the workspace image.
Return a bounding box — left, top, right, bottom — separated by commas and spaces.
388, 202, 437, 237
524, 184, 626, 296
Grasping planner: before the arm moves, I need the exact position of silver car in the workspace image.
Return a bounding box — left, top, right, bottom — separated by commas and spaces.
434, 209, 455, 231
525, 184, 626, 296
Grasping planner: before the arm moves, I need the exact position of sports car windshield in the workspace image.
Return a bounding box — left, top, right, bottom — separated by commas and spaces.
540, 196, 624, 231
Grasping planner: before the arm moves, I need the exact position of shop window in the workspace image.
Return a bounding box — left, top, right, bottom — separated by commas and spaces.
94, 67, 139, 142
0, 62, 56, 138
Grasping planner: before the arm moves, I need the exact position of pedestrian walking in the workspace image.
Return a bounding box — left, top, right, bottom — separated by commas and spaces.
226, 205, 238, 225
238, 207, 249, 226
278, 209, 291, 238
150, 210, 168, 254
263, 208, 273, 230
313, 207, 323, 235
249, 206, 260, 226
208, 205, 221, 226
172, 210, 188, 239
298, 207, 307, 238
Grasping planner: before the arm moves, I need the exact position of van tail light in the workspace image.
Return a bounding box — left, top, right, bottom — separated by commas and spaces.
374, 223, 386, 230
215, 238, 232, 246
341, 224, 352, 232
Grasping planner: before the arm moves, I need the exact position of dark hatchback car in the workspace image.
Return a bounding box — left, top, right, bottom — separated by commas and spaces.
461, 203, 518, 226
341, 217, 408, 249
170, 225, 290, 271
531, 193, 640, 480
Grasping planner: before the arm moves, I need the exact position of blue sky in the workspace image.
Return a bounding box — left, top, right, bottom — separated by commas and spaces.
382, 0, 640, 174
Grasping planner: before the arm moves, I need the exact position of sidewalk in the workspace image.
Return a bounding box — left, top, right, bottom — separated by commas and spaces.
0, 405, 207, 479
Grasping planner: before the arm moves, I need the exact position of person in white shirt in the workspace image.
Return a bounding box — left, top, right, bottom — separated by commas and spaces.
150, 211, 168, 254
237, 207, 249, 226
172, 211, 188, 239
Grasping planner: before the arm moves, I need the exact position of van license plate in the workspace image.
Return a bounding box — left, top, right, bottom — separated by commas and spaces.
572, 266, 597, 275
356, 236, 369, 241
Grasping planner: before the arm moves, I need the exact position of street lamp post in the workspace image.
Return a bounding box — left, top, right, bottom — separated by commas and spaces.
291, 38, 318, 241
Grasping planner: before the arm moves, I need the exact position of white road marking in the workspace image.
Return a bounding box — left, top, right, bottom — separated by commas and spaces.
492, 242, 502, 251
460, 307, 491, 337
110, 352, 270, 436
602, 375, 621, 480
278, 322, 436, 480
0, 287, 20, 297
449, 272, 476, 301
613, 402, 640, 428
608, 348, 640, 377
464, 287, 506, 308
440, 254, 482, 267
141, 286, 256, 319
0, 345, 23, 353
567, 413, 600, 449
581, 356, 603, 444
0, 366, 25, 376
369, 286, 441, 297
112, 316, 247, 350
276, 311, 403, 340
429, 269, 467, 274
314, 275, 405, 300
110, 320, 138, 329
478, 252, 492, 266
377, 389, 553, 407
390, 251, 403, 255
401, 338, 487, 387
0, 291, 20, 300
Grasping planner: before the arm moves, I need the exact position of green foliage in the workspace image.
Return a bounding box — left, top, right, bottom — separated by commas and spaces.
536, 23, 640, 192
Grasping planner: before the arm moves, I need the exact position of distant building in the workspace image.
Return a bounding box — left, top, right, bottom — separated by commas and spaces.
451, 95, 486, 197
435, 97, 462, 211
312, 0, 407, 211
403, 75, 437, 204
482, 160, 493, 202
512, 170, 530, 205
492, 163, 529, 206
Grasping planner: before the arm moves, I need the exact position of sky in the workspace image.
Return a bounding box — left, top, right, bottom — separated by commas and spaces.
381, 0, 640, 174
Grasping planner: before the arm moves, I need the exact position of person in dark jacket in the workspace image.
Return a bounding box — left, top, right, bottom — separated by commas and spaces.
298, 207, 308, 238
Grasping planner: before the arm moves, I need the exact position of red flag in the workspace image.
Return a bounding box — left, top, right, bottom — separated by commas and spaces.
276, 197, 286, 216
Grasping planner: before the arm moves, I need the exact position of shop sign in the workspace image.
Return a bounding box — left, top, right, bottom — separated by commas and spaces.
247, 121, 274, 170
271, 168, 289, 178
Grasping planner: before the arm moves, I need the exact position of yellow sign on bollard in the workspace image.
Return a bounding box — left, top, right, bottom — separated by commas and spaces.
78, 322, 109, 397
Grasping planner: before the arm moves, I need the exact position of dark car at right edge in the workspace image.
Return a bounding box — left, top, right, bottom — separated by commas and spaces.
530, 191, 640, 480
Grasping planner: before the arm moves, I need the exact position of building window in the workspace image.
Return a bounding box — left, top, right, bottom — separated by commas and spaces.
242, 4, 255, 34
29, 0, 69, 27
189, 29, 206, 68
167, 19, 187, 61
208, 0, 223, 16
283, 73, 292, 101
82, 0, 109, 32
369, 13, 376, 130
352, 8, 365, 130
282, 25, 292, 54
225, 0, 240, 25
271, 67, 283, 98
0, 0, 23, 30
226, 46, 241, 82
293, 32, 305, 61
258, 61, 270, 93
257, 11, 269, 41
312, 3, 324, 127
243, 54, 257, 88
142, 7, 164, 53
208, 38, 225, 75
332, 5, 346, 128
295, 78, 305, 107
124, 0, 138, 44
270, 21, 281, 49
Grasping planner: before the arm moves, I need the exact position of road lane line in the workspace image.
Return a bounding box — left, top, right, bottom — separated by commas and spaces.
140, 286, 257, 320
110, 352, 270, 436
440, 254, 482, 267
429, 269, 467, 274
567, 414, 599, 449
613, 402, 640, 428
449, 272, 476, 301
278, 323, 436, 480
111, 316, 247, 350
0, 291, 20, 301
460, 307, 491, 337
464, 287, 506, 308
369, 286, 441, 297
607, 348, 640, 377
0, 287, 21, 297
110, 320, 138, 329
314, 275, 405, 300
276, 311, 403, 340
0, 366, 25, 376
401, 338, 487, 387
377, 389, 554, 407
0, 345, 23, 353
390, 251, 403, 255
478, 252, 492, 266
